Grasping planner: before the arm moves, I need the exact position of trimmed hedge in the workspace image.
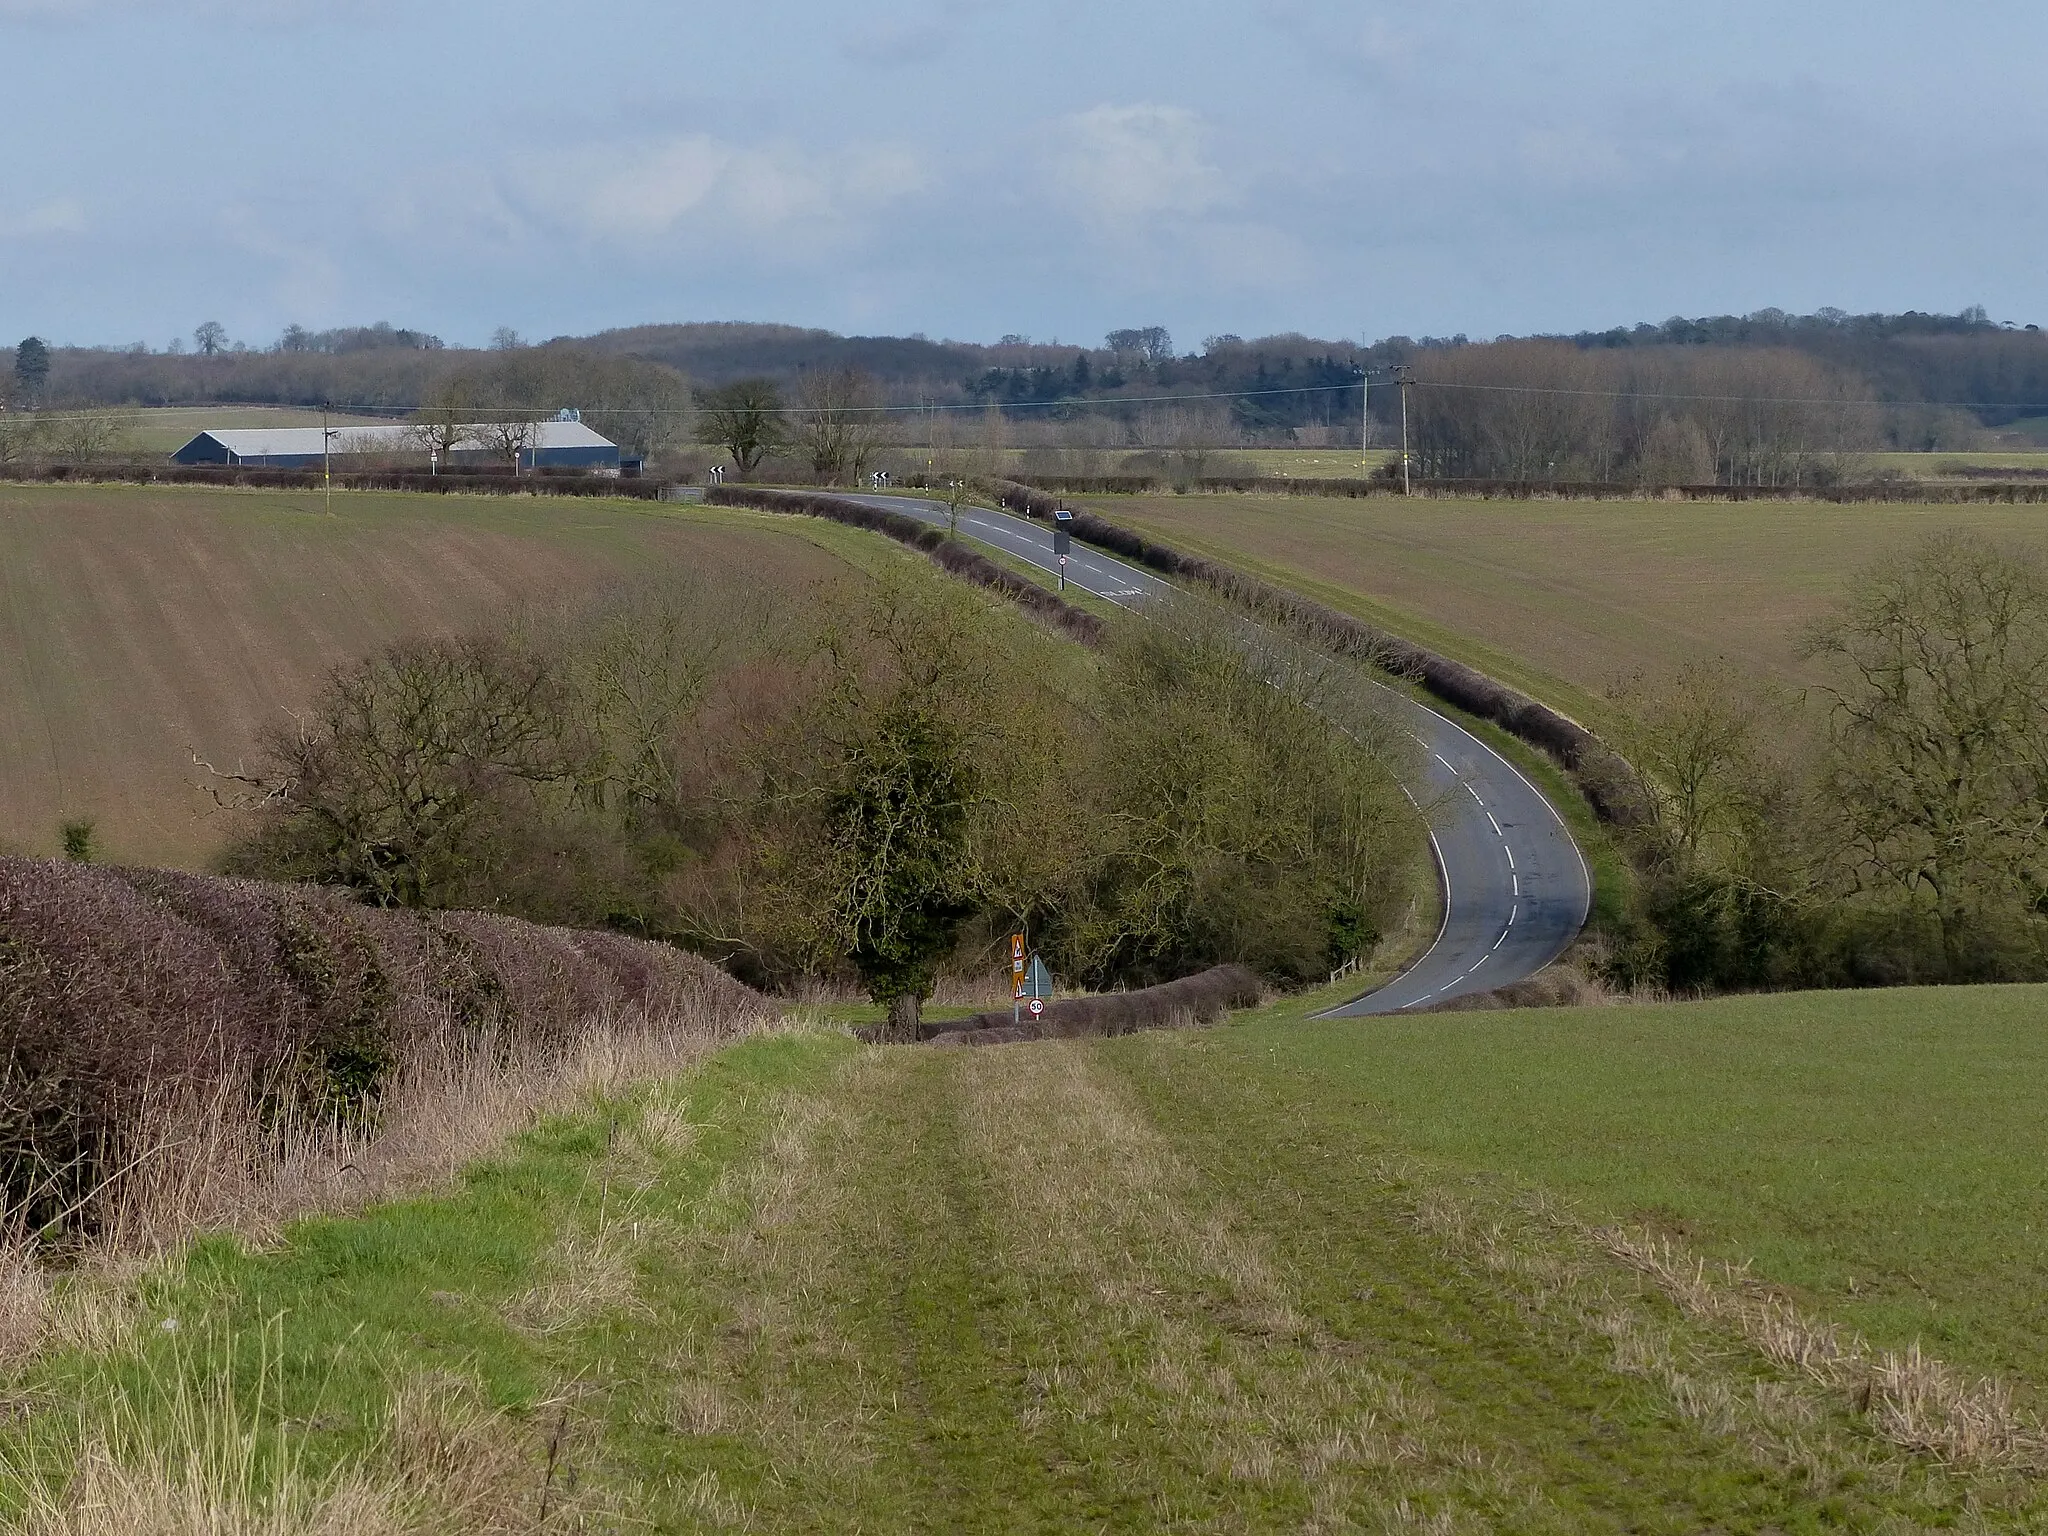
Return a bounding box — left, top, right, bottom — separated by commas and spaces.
0, 464, 671, 498
988, 480, 1648, 825
706, 485, 1108, 647
924, 964, 1262, 1047
0, 857, 764, 1231
1003, 472, 2048, 504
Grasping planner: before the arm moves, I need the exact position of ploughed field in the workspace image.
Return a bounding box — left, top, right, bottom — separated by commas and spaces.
0, 485, 860, 867
1091, 491, 2048, 724
13, 985, 2046, 1529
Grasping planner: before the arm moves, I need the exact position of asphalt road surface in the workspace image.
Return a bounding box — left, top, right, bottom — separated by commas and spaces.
847, 494, 1591, 1013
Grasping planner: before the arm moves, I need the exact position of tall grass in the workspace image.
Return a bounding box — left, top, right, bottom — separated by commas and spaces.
0, 857, 763, 1245
0, 854, 771, 1389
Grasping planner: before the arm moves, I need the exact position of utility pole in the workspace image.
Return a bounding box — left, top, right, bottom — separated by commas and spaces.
1360, 368, 1370, 475
322, 401, 333, 515
1393, 365, 1413, 495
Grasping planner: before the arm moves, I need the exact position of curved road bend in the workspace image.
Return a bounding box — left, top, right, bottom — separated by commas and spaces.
845, 494, 1590, 1013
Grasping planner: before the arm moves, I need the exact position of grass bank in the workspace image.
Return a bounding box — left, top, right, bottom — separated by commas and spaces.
0, 484, 941, 866
11, 986, 2046, 1529
1087, 491, 2048, 717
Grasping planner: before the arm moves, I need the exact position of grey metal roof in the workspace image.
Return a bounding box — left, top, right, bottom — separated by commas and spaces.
187, 420, 617, 457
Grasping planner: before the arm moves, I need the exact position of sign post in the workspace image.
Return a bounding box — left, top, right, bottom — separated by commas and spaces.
1010, 932, 1026, 1026
1053, 509, 1074, 592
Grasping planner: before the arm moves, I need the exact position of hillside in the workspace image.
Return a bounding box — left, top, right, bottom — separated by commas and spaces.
23, 306, 2048, 449
9, 984, 2045, 1527
1087, 491, 2048, 723
0, 486, 866, 867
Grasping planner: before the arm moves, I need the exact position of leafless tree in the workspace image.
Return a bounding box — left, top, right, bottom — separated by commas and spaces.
49, 408, 129, 466
193, 322, 228, 357
407, 378, 474, 465
695, 378, 784, 476
470, 415, 542, 475
1804, 531, 2048, 974
795, 367, 885, 483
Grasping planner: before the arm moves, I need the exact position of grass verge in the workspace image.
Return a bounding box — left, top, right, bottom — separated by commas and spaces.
12, 993, 2047, 1529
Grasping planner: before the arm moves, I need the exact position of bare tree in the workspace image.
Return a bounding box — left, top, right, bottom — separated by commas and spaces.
406, 378, 474, 465
470, 415, 542, 475
1804, 531, 2048, 974
694, 378, 784, 476
193, 322, 228, 357
794, 367, 885, 484
49, 408, 129, 466
1105, 326, 1173, 366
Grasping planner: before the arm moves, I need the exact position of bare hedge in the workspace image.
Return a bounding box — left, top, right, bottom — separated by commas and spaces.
706, 485, 1108, 647
0, 857, 764, 1232
988, 479, 1648, 825
924, 964, 1262, 1047
0, 465, 671, 498
1003, 472, 2048, 505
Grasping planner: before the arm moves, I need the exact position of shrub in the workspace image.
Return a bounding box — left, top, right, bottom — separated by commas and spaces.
925, 963, 1261, 1045
0, 856, 763, 1237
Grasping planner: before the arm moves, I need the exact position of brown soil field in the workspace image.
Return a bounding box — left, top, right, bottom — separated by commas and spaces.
0, 485, 859, 867
1090, 492, 2048, 722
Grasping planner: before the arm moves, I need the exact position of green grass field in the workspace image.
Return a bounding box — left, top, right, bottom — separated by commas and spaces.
1017, 444, 2048, 482
93, 405, 396, 456
13, 985, 2047, 1529
1083, 490, 2048, 725
0, 485, 912, 867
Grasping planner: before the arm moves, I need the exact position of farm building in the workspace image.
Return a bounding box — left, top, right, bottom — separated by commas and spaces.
170, 418, 624, 473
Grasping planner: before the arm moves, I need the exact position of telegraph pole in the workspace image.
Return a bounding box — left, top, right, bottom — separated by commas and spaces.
1393, 365, 1414, 495
322, 401, 333, 515
1360, 368, 1370, 475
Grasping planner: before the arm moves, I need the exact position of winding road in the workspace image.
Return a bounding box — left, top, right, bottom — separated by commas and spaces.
847, 494, 1591, 1013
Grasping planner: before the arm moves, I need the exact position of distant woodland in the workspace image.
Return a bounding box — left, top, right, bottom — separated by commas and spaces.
6, 306, 2047, 484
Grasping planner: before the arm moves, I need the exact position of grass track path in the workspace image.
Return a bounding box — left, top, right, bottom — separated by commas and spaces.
9, 1029, 2041, 1531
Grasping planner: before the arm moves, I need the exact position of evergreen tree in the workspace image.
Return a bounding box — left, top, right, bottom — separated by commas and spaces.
13, 337, 50, 401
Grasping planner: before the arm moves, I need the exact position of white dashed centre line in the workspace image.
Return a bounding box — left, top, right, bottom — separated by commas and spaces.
1486, 812, 1503, 835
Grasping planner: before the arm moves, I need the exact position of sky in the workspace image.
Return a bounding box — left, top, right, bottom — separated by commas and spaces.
4, 0, 2044, 352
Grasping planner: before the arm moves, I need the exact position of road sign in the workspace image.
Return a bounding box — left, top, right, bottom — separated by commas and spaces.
1028, 997, 1044, 1017
1021, 955, 1053, 1001
1053, 526, 1071, 558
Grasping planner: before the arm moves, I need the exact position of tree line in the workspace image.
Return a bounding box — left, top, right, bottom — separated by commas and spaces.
11, 303, 2042, 479
218, 568, 1420, 1040
1605, 531, 2048, 991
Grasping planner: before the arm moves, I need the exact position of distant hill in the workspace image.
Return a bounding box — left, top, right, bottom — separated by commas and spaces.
12, 306, 2046, 442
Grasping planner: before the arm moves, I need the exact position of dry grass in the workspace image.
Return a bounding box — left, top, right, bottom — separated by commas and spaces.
0, 995, 775, 1533
1599, 1226, 2046, 1469
0, 999, 772, 1381
3, 1343, 617, 1535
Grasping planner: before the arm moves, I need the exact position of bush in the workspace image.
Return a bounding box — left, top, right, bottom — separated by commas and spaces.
0, 856, 763, 1236
925, 963, 1262, 1045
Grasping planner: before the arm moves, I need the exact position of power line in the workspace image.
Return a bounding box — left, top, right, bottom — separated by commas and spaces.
10, 378, 2048, 427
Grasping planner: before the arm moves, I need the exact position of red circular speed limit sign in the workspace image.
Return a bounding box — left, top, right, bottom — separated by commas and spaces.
1028, 998, 1044, 1016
